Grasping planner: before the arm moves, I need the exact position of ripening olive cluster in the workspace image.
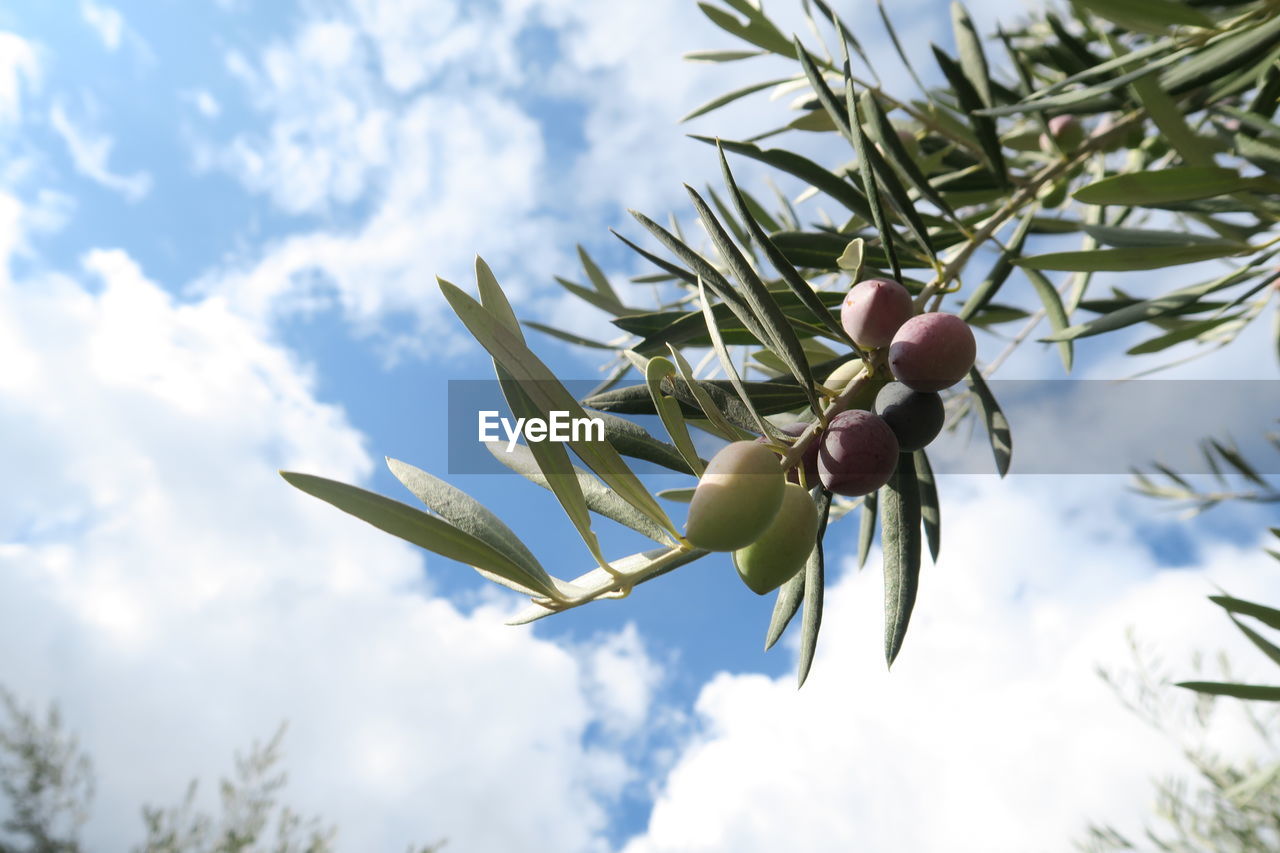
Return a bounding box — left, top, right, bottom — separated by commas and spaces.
683, 277, 977, 596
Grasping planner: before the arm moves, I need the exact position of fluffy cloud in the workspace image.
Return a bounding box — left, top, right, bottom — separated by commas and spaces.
0, 194, 660, 852
0, 32, 38, 125
49, 99, 152, 201
618, 476, 1280, 853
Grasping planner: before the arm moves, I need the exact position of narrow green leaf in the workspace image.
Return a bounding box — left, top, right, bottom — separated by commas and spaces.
1210, 596, 1280, 631
1159, 13, 1280, 95
765, 566, 805, 652
646, 356, 707, 477
883, 455, 922, 667
1209, 438, 1270, 487
798, 488, 832, 687
914, 450, 941, 562
858, 490, 877, 569
684, 185, 821, 413
694, 136, 872, 220
1230, 615, 1280, 668
583, 378, 811, 418
876, 0, 928, 96
952, 2, 993, 108
594, 411, 700, 476
477, 256, 522, 338
966, 369, 1013, 476
1043, 262, 1267, 342
717, 142, 852, 344
1125, 313, 1247, 354
554, 277, 634, 317
666, 343, 748, 441
578, 245, 619, 303
657, 487, 697, 503
682, 76, 797, 122
698, 278, 775, 437
439, 276, 675, 536
697, 1, 793, 57
1073, 167, 1269, 206
684, 49, 767, 62
1083, 225, 1242, 248
280, 471, 561, 599
1112, 32, 1215, 167
523, 321, 615, 350
1017, 244, 1243, 272
960, 207, 1035, 321
1076, 0, 1211, 34
931, 44, 1007, 183
1024, 268, 1072, 371
386, 457, 550, 586
859, 91, 956, 219
1176, 682, 1280, 701
485, 443, 673, 544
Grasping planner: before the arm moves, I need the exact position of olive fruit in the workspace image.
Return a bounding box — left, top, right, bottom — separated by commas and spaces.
684, 441, 785, 551
840, 278, 914, 349
1040, 114, 1084, 154
874, 382, 944, 452
817, 410, 900, 496
888, 312, 976, 392
732, 483, 820, 595
823, 358, 865, 395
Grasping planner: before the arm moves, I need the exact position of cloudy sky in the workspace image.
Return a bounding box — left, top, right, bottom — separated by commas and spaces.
1, 1, 1278, 851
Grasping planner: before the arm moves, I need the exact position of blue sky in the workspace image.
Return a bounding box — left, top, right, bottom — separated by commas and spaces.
1, 1, 1279, 851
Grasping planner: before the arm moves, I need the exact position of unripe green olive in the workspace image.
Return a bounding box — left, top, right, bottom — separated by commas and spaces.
732, 483, 819, 595
1040, 115, 1084, 154
684, 441, 785, 551
823, 358, 865, 395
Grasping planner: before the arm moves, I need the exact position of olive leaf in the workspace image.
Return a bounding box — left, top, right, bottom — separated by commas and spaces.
882, 455, 922, 668
646, 356, 709, 476
798, 487, 833, 687
966, 368, 1013, 477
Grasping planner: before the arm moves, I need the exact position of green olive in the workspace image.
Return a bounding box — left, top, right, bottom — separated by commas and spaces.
684, 441, 785, 551
732, 483, 820, 595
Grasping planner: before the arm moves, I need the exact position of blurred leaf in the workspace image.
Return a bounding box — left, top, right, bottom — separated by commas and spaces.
681, 76, 797, 122
440, 276, 675, 536
798, 488, 833, 687
684, 49, 767, 62
657, 487, 697, 503
1209, 438, 1270, 487
1082, 224, 1243, 247
697, 0, 793, 57
1017, 244, 1243, 271
485, 443, 673, 545
1160, 13, 1280, 95
1114, 33, 1216, 167
883, 455, 922, 667
967, 369, 1013, 476
578, 245, 619, 303
280, 472, 561, 599
1074, 167, 1274, 205
960, 206, 1035, 321
914, 450, 941, 562
1211, 595, 1280, 630
1075, 0, 1212, 34
858, 490, 878, 569
1176, 682, 1280, 700
860, 91, 956, 219
1230, 616, 1280, 667
1235, 132, 1280, 174
932, 44, 1008, 183
1043, 263, 1268, 341
523, 321, 615, 350
952, 2, 994, 108
1125, 313, 1247, 354
387, 457, 550, 586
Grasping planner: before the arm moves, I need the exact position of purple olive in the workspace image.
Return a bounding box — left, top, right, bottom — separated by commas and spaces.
817, 410, 900, 497
888, 312, 976, 392
841, 278, 914, 349
874, 382, 944, 452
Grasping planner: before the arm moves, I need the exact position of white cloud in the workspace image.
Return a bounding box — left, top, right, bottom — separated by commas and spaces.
80, 0, 125, 52
48, 100, 152, 201
185, 88, 221, 119
0, 32, 39, 124
0, 194, 661, 852
618, 476, 1280, 853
